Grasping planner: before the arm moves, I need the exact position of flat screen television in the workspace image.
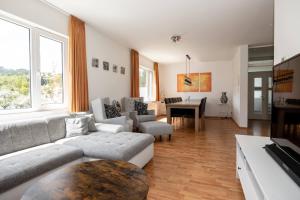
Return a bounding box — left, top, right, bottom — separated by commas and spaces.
266, 53, 300, 186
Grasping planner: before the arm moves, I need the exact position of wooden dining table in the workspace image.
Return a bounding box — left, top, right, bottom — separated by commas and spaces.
166, 100, 201, 133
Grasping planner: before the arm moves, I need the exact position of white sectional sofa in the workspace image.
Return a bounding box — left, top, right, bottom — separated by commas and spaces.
0, 114, 154, 200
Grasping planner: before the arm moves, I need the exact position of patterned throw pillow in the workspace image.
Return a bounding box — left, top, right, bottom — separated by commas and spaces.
134, 101, 148, 115
104, 104, 121, 118
112, 100, 122, 113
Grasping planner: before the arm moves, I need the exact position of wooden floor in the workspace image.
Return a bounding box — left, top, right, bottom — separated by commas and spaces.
144, 117, 270, 200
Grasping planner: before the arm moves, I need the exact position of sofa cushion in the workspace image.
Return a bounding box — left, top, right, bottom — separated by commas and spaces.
95, 123, 124, 133
56, 131, 154, 161
0, 119, 50, 156
45, 114, 69, 142
0, 143, 83, 193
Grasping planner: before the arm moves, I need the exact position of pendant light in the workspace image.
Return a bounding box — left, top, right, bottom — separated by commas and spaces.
184, 54, 192, 86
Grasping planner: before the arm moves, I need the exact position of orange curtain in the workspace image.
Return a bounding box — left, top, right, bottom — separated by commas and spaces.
154, 62, 160, 101
68, 15, 89, 112
131, 49, 140, 97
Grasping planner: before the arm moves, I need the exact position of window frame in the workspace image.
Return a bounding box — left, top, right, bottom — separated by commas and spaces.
139, 65, 154, 102
0, 14, 68, 114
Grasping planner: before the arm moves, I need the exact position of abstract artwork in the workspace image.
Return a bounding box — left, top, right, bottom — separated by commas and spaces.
177, 73, 200, 92
177, 72, 212, 92
199, 72, 212, 92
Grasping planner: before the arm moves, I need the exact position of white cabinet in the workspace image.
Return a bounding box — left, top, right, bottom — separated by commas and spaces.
236, 135, 300, 200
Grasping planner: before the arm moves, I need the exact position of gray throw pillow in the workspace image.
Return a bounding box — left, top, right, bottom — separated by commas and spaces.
85, 114, 98, 132
65, 117, 89, 137
69, 113, 98, 132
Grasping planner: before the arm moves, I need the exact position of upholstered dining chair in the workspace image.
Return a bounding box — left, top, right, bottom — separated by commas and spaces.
164, 97, 184, 127
182, 97, 207, 130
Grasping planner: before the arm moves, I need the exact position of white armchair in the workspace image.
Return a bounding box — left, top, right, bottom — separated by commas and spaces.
121, 97, 156, 129
91, 98, 133, 132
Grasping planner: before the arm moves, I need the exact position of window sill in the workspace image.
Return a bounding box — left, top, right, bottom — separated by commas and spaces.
0, 108, 68, 122
144, 100, 158, 103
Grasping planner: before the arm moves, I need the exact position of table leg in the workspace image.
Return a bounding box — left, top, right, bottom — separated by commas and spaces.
195, 107, 199, 133
167, 107, 171, 124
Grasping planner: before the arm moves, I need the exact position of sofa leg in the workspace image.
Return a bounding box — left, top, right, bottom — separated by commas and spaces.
169, 134, 171, 141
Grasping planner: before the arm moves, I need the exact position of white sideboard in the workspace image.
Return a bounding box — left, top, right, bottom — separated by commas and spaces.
236, 135, 300, 200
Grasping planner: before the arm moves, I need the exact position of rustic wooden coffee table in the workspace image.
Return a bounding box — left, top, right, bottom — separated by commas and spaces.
21, 160, 149, 200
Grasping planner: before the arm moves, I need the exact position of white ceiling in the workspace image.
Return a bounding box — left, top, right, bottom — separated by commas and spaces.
44, 0, 274, 64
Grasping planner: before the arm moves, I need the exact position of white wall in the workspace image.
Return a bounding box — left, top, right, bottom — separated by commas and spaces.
274, 0, 300, 65
140, 55, 154, 70
0, 0, 68, 36
160, 60, 233, 117
85, 25, 131, 102
232, 45, 248, 128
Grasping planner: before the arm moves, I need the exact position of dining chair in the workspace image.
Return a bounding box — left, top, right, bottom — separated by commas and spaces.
182, 97, 207, 130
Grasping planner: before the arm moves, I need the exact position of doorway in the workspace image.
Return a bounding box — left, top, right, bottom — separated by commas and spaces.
248, 71, 273, 120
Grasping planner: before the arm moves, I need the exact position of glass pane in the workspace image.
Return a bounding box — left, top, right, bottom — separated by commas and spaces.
139, 68, 147, 87
139, 68, 148, 99
254, 90, 262, 112
268, 90, 272, 113
40, 36, 63, 105
0, 19, 31, 110
254, 77, 262, 87
268, 77, 273, 88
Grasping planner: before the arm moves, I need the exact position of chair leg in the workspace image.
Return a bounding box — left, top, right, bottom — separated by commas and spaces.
169, 134, 172, 141
200, 116, 205, 130
160, 135, 162, 141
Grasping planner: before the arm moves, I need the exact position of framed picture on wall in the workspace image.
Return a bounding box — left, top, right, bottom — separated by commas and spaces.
113, 65, 118, 73
92, 58, 99, 68
120, 66, 125, 75
103, 61, 109, 71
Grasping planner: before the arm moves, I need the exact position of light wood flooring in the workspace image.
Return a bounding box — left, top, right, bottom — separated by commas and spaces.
144, 117, 270, 200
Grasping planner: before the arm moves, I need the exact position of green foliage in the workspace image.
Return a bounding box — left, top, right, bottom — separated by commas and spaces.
41, 73, 63, 104
0, 67, 30, 110
0, 67, 63, 110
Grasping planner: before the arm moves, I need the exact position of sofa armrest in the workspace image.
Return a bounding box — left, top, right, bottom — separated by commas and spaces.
129, 111, 138, 119
94, 123, 124, 133
126, 111, 137, 130
98, 116, 127, 125
120, 111, 130, 119
147, 109, 155, 116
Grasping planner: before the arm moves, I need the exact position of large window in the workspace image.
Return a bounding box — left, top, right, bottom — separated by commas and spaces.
0, 18, 31, 110
40, 36, 64, 105
139, 66, 154, 101
0, 16, 67, 112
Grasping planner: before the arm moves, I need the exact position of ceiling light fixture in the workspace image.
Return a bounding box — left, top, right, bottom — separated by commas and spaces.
170, 35, 181, 43
184, 54, 192, 86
